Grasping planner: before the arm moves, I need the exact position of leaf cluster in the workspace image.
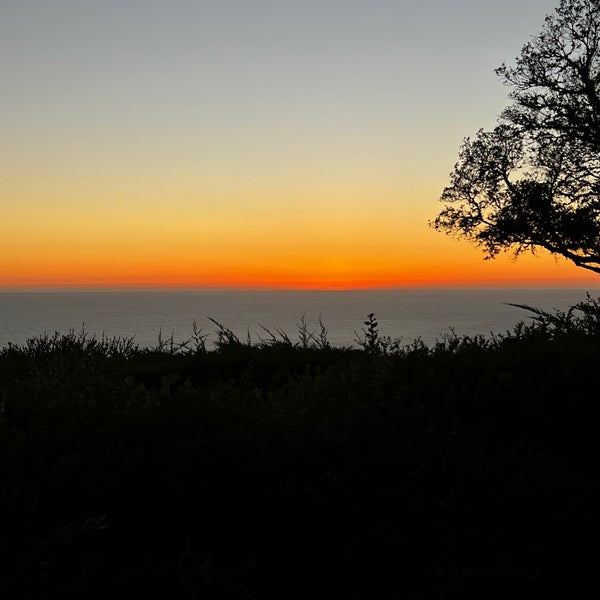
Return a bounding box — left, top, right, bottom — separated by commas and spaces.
433, 0, 600, 274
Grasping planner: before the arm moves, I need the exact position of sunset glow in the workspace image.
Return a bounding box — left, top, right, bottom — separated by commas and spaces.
4, 0, 595, 291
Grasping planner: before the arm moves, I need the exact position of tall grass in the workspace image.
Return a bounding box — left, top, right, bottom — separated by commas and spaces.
1, 297, 600, 597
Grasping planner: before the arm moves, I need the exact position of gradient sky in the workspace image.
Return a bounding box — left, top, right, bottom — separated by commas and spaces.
3, 0, 597, 289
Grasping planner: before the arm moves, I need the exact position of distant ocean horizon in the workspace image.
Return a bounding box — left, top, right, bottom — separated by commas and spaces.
1, 287, 600, 350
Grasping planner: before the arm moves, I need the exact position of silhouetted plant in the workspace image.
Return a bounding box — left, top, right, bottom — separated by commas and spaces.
432, 0, 600, 276
573, 292, 600, 336
296, 313, 316, 349
505, 292, 600, 342
316, 314, 330, 349
154, 328, 177, 353
207, 317, 243, 350
256, 323, 293, 348
0, 327, 138, 359
2, 299, 600, 597
190, 320, 208, 354
355, 313, 380, 353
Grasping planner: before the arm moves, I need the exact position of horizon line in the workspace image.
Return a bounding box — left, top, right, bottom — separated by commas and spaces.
2, 281, 600, 293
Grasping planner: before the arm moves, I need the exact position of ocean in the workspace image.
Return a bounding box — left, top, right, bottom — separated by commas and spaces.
1, 288, 598, 350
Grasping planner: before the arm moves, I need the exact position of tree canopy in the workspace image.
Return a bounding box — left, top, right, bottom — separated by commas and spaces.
432, 0, 600, 274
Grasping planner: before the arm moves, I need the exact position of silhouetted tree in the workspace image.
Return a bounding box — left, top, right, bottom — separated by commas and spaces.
432, 0, 600, 274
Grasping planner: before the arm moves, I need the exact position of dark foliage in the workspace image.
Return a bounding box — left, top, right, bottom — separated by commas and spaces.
432, 0, 600, 275
1, 302, 600, 598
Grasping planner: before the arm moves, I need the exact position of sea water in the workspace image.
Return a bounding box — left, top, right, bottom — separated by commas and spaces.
0, 288, 598, 350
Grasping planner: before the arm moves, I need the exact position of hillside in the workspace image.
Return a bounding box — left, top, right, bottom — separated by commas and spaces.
1, 302, 599, 598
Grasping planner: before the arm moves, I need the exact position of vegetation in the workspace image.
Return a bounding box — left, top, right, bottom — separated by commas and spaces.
432, 0, 600, 275
1, 299, 600, 598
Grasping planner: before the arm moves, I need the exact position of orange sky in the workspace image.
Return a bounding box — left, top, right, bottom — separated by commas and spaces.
3, 175, 599, 290
5, 0, 596, 291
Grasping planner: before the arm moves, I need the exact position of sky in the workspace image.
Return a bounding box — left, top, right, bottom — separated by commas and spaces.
2, 0, 598, 290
